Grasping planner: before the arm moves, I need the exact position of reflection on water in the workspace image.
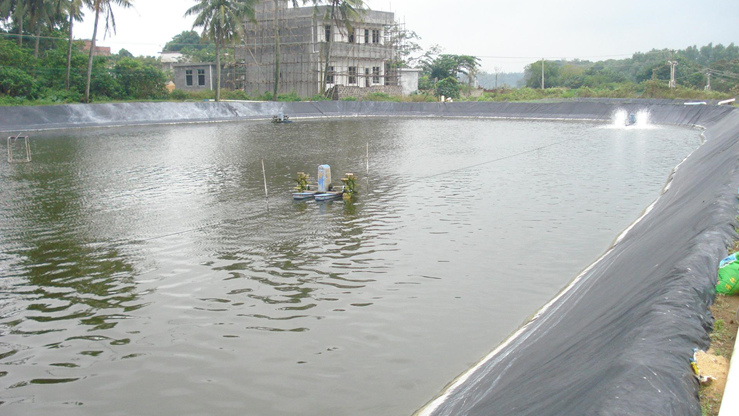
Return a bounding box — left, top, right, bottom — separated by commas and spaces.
0, 119, 699, 415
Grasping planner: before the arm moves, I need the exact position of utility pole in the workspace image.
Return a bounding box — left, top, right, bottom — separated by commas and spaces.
667, 60, 678, 88
705, 71, 712, 91
541, 58, 545, 89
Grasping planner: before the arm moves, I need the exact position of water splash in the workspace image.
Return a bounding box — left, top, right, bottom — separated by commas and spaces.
608, 108, 654, 129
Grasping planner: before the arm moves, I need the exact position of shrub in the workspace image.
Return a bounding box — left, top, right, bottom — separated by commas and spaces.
260, 91, 274, 101
418, 74, 434, 91
309, 94, 331, 101
0, 95, 30, 106
407, 92, 437, 102
39, 88, 83, 103
0, 67, 39, 98
277, 91, 301, 102
169, 89, 189, 101
221, 90, 251, 100
185, 89, 215, 101
363, 92, 399, 102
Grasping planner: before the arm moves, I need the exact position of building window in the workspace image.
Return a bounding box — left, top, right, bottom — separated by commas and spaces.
197, 69, 206, 86
325, 25, 331, 42
185, 69, 193, 86
348, 66, 357, 85
348, 28, 355, 43
364, 29, 369, 44
327, 66, 335, 84
364, 68, 370, 87
372, 29, 380, 44
372, 66, 380, 84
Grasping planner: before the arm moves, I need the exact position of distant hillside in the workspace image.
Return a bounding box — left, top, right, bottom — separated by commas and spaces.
520, 43, 739, 93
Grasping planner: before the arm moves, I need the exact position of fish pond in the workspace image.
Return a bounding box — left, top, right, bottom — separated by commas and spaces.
0, 118, 700, 415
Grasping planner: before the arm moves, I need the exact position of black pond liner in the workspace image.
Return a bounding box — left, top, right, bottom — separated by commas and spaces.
2, 100, 737, 416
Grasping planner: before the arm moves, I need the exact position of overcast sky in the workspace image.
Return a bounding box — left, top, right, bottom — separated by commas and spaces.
75, 0, 739, 73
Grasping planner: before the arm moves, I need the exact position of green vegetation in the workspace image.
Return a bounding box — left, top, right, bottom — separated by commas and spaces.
363, 92, 398, 101
0, 34, 167, 105
0, 36, 168, 104
84, 0, 134, 102
186, 0, 258, 101
417, 46, 481, 98
163, 89, 317, 102
163, 31, 217, 63
485, 44, 739, 101
1, 0, 169, 104
416, 44, 739, 101
467, 83, 732, 102
521, 44, 739, 94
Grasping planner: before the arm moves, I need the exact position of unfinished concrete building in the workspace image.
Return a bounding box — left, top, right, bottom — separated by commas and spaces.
238, 1, 399, 98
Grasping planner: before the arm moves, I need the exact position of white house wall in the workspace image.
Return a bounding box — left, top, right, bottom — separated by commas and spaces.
323, 58, 387, 90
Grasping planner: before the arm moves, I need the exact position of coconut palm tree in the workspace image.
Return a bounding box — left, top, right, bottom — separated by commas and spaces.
28, 0, 62, 58
0, 0, 27, 46
84, 0, 132, 103
311, 0, 366, 96
61, 0, 85, 89
186, 0, 257, 102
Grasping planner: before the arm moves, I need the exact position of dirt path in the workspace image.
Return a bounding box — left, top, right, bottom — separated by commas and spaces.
699, 294, 739, 415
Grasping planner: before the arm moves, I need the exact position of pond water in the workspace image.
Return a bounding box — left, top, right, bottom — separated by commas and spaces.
0, 118, 700, 416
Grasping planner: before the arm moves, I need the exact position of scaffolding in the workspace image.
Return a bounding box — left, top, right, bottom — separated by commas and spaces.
237, 1, 398, 98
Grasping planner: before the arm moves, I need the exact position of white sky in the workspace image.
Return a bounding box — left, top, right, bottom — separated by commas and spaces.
75, 0, 739, 73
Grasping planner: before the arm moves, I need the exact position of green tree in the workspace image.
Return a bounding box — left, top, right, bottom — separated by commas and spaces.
28, 0, 67, 59
435, 76, 458, 99
113, 57, 166, 99
524, 60, 560, 88
386, 23, 422, 68
117, 47, 132, 58
423, 54, 479, 82
39, 38, 88, 93
186, 0, 257, 102
84, 0, 133, 102
183, 42, 216, 62
163, 30, 204, 52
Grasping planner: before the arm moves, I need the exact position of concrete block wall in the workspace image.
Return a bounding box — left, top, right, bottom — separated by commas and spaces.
331, 85, 403, 100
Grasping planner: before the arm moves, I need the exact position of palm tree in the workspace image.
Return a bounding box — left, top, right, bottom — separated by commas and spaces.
311, 0, 366, 96
186, 0, 257, 102
28, 0, 61, 58
61, 0, 85, 90
84, 0, 132, 103
0, 0, 27, 46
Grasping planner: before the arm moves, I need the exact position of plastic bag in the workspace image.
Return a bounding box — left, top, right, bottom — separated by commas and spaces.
717, 252, 739, 294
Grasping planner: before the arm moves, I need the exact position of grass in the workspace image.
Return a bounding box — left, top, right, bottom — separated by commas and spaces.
4, 82, 733, 106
